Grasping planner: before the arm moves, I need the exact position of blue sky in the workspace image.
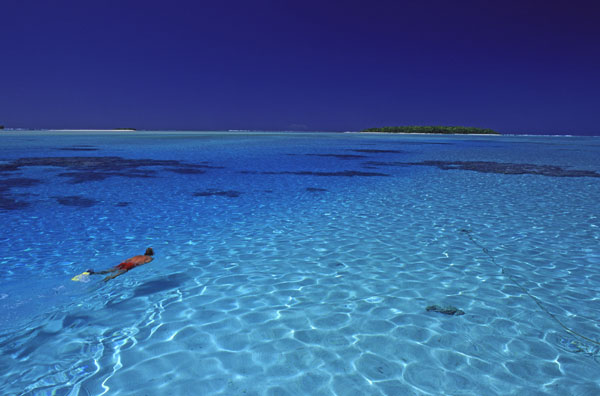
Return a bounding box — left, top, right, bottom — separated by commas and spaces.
1, 0, 599, 134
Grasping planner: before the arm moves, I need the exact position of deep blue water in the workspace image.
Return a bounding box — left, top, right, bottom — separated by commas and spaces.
1, 131, 599, 395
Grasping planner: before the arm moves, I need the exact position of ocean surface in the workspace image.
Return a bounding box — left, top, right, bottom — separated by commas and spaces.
1, 131, 599, 396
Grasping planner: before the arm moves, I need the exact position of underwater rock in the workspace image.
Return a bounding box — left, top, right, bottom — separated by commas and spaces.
426, 305, 465, 316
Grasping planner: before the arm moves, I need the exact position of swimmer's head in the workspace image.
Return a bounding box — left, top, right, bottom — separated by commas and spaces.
145, 247, 154, 256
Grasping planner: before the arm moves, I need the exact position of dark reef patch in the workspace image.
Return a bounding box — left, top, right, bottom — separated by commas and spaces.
306, 187, 328, 192
0, 163, 22, 173
0, 178, 42, 211
239, 170, 389, 177
305, 153, 369, 160
0, 178, 42, 189
0, 156, 220, 184
286, 170, 389, 177
0, 197, 30, 210
362, 161, 407, 168
0, 156, 216, 172
3, 156, 170, 170
351, 149, 405, 154
193, 189, 242, 198
58, 170, 156, 184
164, 168, 207, 175
57, 147, 99, 151
192, 164, 226, 169
401, 142, 451, 145
53, 195, 98, 207
403, 161, 600, 178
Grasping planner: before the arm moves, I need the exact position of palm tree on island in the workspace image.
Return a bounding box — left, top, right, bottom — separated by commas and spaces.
361, 126, 500, 134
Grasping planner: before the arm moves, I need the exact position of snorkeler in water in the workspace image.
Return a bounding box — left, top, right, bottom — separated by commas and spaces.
85, 247, 154, 282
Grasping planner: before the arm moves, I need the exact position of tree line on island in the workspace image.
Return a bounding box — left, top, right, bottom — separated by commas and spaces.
361, 126, 500, 134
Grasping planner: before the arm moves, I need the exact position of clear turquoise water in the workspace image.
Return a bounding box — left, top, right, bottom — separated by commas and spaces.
1, 131, 599, 395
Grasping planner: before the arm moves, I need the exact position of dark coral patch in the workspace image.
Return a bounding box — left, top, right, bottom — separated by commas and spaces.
186, 164, 225, 170
0, 178, 41, 211
0, 197, 30, 210
0, 156, 218, 172
193, 189, 242, 198
57, 147, 99, 151
54, 195, 98, 207
164, 168, 207, 175
395, 142, 450, 145
2, 156, 180, 172
0, 156, 219, 184
362, 161, 407, 167
351, 149, 405, 154
306, 187, 328, 192
287, 170, 389, 177
1, 178, 42, 189
238, 170, 389, 177
57, 171, 111, 183
404, 161, 600, 178
58, 170, 156, 184
0, 163, 22, 173
306, 153, 369, 160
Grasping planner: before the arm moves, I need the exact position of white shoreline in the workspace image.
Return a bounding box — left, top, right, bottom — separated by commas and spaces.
48, 129, 137, 132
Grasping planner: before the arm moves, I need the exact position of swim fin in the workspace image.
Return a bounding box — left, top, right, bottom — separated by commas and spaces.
71, 271, 91, 282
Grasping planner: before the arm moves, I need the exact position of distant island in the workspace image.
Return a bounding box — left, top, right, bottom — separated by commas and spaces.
361, 126, 500, 135
0, 125, 4, 130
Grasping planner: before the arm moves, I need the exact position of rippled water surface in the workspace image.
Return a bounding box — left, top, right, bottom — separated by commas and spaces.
1, 131, 599, 395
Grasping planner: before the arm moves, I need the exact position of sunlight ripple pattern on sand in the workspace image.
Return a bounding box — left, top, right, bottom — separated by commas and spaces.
0, 132, 599, 395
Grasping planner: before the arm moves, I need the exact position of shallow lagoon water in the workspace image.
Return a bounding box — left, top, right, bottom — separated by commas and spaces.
1, 131, 599, 395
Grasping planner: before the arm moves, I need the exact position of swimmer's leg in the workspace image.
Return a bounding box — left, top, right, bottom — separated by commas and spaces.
87, 268, 118, 275
103, 269, 127, 282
